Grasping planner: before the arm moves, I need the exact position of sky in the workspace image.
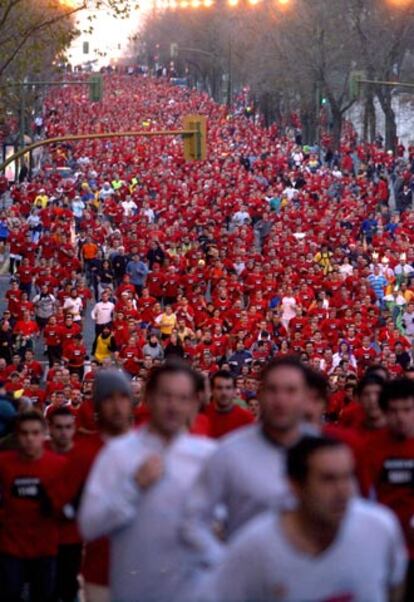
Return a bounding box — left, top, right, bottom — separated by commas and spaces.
67, 5, 147, 67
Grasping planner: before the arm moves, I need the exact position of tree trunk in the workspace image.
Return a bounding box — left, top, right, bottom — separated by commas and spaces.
331, 107, 342, 151
302, 105, 317, 146
384, 106, 397, 151
363, 92, 376, 143
368, 96, 376, 143
363, 96, 369, 142
259, 93, 271, 127
376, 87, 397, 152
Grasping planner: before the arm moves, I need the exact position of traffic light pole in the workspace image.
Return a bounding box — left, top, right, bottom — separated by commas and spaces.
350, 72, 414, 101
0, 125, 204, 175
357, 78, 414, 89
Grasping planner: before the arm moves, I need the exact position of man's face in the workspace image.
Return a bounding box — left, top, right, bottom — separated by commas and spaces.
294, 447, 355, 529
387, 397, 414, 439
148, 373, 196, 438
212, 377, 235, 410
18, 420, 45, 458
359, 384, 383, 420
304, 388, 326, 426
56, 391, 66, 405
259, 366, 307, 432
49, 415, 76, 449
99, 394, 132, 435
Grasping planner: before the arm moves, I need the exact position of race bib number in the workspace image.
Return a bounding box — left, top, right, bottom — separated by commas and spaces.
12, 477, 41, 499
381, 458, 414, 486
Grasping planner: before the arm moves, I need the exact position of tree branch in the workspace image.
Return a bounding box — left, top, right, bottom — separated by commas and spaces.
0, 5, 82, 77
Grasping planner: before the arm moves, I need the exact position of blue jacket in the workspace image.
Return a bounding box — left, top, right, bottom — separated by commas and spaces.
126, 260, 149, 285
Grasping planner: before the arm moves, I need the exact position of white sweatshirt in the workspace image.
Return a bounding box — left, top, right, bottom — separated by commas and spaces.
78, 427, 216, 602
195, 499, 407, 602
90, 300, 114, 325
181, 423, 316, 567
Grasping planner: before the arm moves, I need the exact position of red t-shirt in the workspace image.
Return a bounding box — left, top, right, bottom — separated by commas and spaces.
204, 403, 254, 439
44, 441, 81, 545
14, 320, 39, 337
0, 449, 65, 557
361, 428, 414, 558
64, 343, 87, 368
190, 413, 211, 436
49, 433, 108, 584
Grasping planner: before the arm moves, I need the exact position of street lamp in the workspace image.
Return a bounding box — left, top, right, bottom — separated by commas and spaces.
387, 0, 413, 6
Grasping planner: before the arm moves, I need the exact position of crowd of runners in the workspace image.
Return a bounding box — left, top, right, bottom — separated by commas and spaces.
0, 72, 413, 601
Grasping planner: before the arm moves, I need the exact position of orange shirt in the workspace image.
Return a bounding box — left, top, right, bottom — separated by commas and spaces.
82, 242, 98, 260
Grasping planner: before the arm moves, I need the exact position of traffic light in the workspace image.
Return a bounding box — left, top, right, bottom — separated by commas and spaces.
182, 115, 207, 161
89, 74, 103, 102
349, 70, 365, 101
83, 41, 89, 54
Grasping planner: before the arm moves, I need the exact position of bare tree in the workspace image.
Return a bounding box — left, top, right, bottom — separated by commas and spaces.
136, 0, 414, 149
350, 0, 414, 150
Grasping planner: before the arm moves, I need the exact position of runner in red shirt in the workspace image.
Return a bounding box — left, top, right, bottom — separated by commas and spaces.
44, 315, 62, 367
339, 374, 386, 439
46, 407, 82, 602
361, 379, 414, 602
49, 369, 134, 602
58, 315, 82, 354
5, 280, 22, 320
0, 411, 65, 602
204, 370, 254, 438
62, 334, 87, 379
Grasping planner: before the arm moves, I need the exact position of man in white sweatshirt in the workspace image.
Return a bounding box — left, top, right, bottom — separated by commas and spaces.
78, 361, 216, 602
90, 290, 115, 335
197, 436, 407, 602
182, 357, 317, 567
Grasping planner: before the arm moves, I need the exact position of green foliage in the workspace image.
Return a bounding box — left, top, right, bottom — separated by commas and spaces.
0, 0, 137, 136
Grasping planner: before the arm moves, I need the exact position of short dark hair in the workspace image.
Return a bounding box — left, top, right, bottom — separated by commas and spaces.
356, 374, 385, 396
287, 436, 346, 483
260, 357, 308, 385
364, 364, 389, 381
16, 410, 46, 430
48, 407, 75, 422
211, 370, 235, 387
305, 368, 328, 401
145, 360, 199, 398
379, 379, 414, 412
194, 371, 206, 394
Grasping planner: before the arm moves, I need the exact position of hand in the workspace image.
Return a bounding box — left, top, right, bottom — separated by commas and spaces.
135, 455, 164, 490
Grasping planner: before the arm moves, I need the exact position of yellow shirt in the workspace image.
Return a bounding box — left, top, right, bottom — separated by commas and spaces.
95, 335, 112, 363
34, 194, 48, 209
159, 313, 177, 336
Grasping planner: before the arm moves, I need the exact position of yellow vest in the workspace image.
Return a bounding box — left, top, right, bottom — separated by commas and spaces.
95, 335, 112, 363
